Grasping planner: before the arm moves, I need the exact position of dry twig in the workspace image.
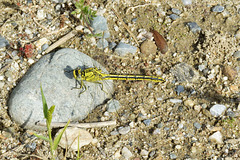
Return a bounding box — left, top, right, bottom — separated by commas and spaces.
37, 120, 117, 128
111, 8, 139, 46
43, 30, 78, 54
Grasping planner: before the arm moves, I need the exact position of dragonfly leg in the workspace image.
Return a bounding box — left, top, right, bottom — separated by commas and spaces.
93, 81, 108, 94
71, 79, 87, 97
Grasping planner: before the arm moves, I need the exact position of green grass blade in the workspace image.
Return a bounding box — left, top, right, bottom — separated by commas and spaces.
40, 85, 48, 119
53, 120, 70, 150
33, 133, 51, 142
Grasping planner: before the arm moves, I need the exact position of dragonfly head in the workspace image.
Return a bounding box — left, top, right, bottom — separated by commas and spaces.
73, 68, 82, 80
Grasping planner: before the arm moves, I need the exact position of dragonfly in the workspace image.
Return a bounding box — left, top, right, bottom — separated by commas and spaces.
72, 67, 165, 96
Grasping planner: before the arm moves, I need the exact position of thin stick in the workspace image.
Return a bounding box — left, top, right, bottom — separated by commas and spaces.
37, 120, 117, 128
43, 30, 78, 54
111, 8, 139, 46
126, 3, 161, 14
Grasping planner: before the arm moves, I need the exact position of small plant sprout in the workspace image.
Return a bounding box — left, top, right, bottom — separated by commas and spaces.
71, 0, 97, 34
33, 85, 70, 160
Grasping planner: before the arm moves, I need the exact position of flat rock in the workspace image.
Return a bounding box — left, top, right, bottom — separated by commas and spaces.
90, 16, 110, 38
8, 48, 113, 131
114, 42, 138, 56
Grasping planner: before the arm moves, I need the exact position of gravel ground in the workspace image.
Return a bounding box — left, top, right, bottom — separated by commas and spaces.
0, 0, 240, 159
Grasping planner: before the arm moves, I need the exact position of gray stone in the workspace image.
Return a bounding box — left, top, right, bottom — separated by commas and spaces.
187, 22, 201, 33
170, 63, 200, 82
0, 35, 9, 48
114, 42, 138, 56
109, 42, 117, 50
170, 153, 177, 159
210, 104, 226, 117
175, 85, 184, 95
171, 8, 181, 15
118, 126, 130, 134
97, 38, 108, 49
143, 119, 151, 126
193, 122, 201, 129
233, 51, 240, 58
107, 99, 121, 113
182, 0, 192, 5
169, 14, 180, 20
90, 16, 110, 38
212, 5, 225, 13
8, 48, 113, 131
41, 43, 49, 51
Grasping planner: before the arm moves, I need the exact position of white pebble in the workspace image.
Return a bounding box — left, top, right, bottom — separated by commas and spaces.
28, 59, 35, 64
210, 104, 226, 116
0, 75, 4, 80
182, 0, 192, 5
37, 9, 46, 20
122, 147, 133, 159
209, 131, 223, 144
170, 99, 182, 103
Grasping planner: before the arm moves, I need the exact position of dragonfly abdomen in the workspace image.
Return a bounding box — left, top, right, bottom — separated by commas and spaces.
102, 74, 165, 82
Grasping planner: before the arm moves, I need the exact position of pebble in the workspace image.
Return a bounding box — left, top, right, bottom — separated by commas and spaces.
187, 22, 201, 33
184, 99, 194, 107
0, 82, 4, 89
194, 105, 202, 112
170, 63, 199, 82
198, 64, 206, 71
37, 9, 46, 20
28, 59, 35, 64
209, 131, 223, 144
107, 99, 121, 113
8, 48, 113, 131
182, 0, 192, 5
109, 42, 117, 50
0, 75, 4, 80
175, 145, 182, 150
149, 150, 156, 157
110, 130, 119, 136
193, 122, 201, 129
175, 85, 184, 95
114, 42, 138, 56
171, 8, 181, 15
118, 126, 130, 135
90, 16, 110, 38
143, 119, 151, 126
140, 40, 157, 56
169, 99, 182, 103
0, 35, 10, 48
235, 29, 240, 40
122, 147, 133, 159
153, 128, 161, 134
57, 127, 93, 151
223, 66, 237, 81
169, 14, 180, 20
210, 104, 226, 117
178, 123, 184, 129
140, 149, 149, 157
157, 122, 163, 128
233, 51, 240, 58
25, 142, 36, 151
170, 153, 177, 159
97, 38, 108, 49
227, 111, 235, 117
41, 43, 49, 51
164, 127, 170, 131
212, 5, 225, 13
34, 38, 48, 51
